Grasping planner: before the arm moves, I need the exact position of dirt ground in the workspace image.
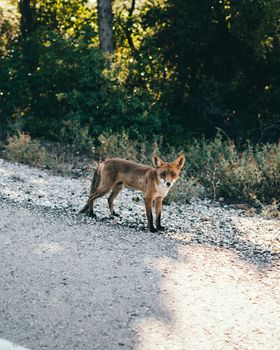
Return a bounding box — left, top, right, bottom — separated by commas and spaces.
136, 245, 280, 350
0, 159, 280, 350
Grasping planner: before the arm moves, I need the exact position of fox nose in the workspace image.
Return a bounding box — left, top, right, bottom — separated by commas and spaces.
166, 182, 171, 187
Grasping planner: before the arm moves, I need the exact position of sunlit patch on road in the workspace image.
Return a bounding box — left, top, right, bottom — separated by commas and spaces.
0, 339, 30, 350
33, 242, 63, 255
136, 245, 280, 350
232, 216, 280, 253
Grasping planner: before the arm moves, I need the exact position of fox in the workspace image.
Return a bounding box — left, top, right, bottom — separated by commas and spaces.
80, 154, 185, 232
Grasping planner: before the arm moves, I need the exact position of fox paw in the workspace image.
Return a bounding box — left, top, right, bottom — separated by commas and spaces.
149, 226, 158, 233
157, 225, 165, 231
89, 211, 97, 219
111, 211, 120, 217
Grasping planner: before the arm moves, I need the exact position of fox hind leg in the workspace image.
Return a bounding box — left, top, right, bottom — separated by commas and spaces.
86, 187, 111, 217
108, 182, 123, 216
79, 203, 90, 214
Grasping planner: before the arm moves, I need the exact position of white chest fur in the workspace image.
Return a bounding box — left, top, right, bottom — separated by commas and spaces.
155, 182, 171, 198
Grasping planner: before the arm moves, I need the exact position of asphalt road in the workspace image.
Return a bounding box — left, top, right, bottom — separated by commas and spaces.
0, 200, 177, 350
0, 200, 280, 350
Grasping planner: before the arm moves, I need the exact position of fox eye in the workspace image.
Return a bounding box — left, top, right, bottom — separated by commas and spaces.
160, 171, 167, 177
170, 171, 176, 177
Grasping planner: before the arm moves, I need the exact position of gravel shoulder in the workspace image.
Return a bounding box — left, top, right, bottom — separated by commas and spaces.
0, 159, 280, 349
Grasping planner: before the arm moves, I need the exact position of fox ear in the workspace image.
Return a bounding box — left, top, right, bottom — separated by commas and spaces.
153, 155, 165, 168
173, 154, 185, 169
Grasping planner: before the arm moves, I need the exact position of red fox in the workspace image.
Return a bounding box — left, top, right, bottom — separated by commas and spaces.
80, 155, 185, 232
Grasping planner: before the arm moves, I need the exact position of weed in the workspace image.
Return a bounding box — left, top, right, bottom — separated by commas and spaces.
3, 131, 280, 217
5, 132, 47, 167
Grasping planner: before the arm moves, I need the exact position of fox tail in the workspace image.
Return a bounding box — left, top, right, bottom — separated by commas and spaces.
79, 164, 101, 213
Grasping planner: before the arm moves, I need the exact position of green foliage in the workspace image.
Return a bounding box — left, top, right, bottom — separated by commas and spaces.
21, 32, 109, 138
166, 174, 206, 204
0, 0, 280, 208
136, 0, 280, 142
0, 0, 19, 55
35, 0, 98, 42
185, 134, 280, 202
1, 0, 280, 143
0, 29, 164, 143
255, 143, 280, 201
3, 130, 279, 205
96, 131, 162, 164
59, 120, 93, 153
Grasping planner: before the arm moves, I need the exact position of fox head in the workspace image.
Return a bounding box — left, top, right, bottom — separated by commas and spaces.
152, 154, 185, 188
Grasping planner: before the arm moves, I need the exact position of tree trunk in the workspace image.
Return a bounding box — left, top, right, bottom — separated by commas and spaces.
97, 0, 114, 53
19, 0, 36, 38
0, 8, 3, 29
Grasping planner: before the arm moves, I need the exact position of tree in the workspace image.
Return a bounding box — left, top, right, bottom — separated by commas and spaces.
139, 0, 280, 142
35, 0, 97, 43
97, 0, 114, 52
19, 0, 36, 38
0, 0, 20, 55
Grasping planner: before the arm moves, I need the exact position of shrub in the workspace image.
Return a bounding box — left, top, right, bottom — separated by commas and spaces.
3, 131, 279, 208
256, 143, 280, 202
4, 132, 47, 167
166, 174, 205, 204
59, 119, 93, 153
0, 30, 166, 144
186, 134, 280, 203
96, 131, 280, 205
96, 131, 162, 164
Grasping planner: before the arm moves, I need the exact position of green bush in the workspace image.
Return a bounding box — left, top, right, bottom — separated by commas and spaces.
96, 131, 162, 164
255, 143, 280, 202
3, 130, 279, 206
96, 131, 280, 204
0, 30, 165, 144
186, 134, 280, 203
59, 119, 93, 153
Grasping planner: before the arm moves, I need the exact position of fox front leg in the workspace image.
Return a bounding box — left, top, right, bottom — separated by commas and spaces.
155, 197, 165, 231
144, 196, 158, 233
